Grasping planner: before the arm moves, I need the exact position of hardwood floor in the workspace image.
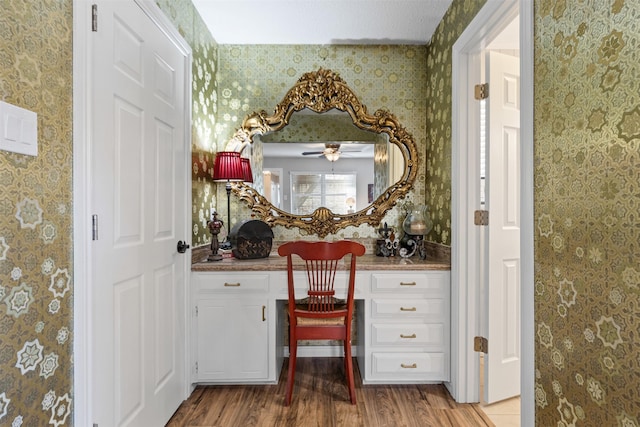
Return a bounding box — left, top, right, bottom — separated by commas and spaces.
167, 358, 494, 427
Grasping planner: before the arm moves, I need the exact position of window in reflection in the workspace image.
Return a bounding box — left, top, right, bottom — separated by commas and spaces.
290, 172, 357, 215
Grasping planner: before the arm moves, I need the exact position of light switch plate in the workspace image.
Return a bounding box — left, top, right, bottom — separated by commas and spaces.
0, 101, 38, 156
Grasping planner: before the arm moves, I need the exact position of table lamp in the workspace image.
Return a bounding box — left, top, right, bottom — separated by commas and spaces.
241, 157, 254, 183
345, 196, 356, 213
213, 151, 244, 249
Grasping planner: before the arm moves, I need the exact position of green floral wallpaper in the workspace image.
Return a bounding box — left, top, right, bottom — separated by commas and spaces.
534, 1, 640, 425
156, 0, 219, 248
0, 0, 74, 425
215, 45, 428, 241
2, 0, 637, 425
425, 0, 487, 245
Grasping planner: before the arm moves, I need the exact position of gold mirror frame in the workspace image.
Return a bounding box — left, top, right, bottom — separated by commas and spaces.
230, 68, 418, 238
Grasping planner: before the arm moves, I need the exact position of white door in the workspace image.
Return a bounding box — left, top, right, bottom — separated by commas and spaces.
91, 1, 188, 425
263, 168, 284, 209
483, 50, 521, 404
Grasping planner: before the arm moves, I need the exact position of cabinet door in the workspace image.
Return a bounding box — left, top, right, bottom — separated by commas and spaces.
197, 299, 227, 379
233, 299, 269, 379
197, 298, 269, 381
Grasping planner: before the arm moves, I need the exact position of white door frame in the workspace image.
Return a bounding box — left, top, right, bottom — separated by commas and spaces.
449, 0, 534, 424
72, 1, 193, 425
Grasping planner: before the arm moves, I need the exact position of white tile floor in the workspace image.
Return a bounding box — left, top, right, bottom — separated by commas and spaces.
479, 354, 521, 426
481, 396, 521, 427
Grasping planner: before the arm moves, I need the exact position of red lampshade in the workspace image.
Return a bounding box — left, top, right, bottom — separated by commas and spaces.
213, 151, 244, 182
241, 157, 253, 183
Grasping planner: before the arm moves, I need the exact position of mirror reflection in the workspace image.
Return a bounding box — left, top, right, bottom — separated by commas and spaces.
257, 109, 403, 215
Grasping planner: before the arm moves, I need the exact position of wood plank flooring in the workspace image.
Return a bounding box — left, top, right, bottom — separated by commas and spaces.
167, 358, 494, 427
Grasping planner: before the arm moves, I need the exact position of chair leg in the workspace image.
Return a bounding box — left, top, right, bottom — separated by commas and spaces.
285, 333, 297, 406
344, 339, 356, 404
343, 339, 349, 372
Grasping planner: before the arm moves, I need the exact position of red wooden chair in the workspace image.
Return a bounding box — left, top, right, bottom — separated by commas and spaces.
277, 240, 366, 406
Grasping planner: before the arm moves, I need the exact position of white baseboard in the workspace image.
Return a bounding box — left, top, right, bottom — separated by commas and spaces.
284, 345, 357, 358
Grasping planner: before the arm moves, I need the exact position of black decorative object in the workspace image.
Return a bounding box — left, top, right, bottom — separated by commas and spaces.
376, 222, 398, 257
229, 219, 274, 259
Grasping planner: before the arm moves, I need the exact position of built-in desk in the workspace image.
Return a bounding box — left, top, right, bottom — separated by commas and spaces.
191, 253, 451, 386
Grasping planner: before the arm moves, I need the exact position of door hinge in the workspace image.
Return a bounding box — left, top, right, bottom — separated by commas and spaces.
92, 4, 98, 32
474, 336, 488, 353
195, 306, 198, 317
92, 214, 99, 240
474, 210, 489, 226
195, 361, 198, 373
474, 83, 489, 100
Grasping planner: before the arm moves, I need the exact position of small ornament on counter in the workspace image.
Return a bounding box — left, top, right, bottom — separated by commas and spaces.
399, 238, 417, 259
376, 222, 399, 257
376, 222, 390, 256
207, 210, 224, 262
384, 230, 399, 257
220, 248, 234, 259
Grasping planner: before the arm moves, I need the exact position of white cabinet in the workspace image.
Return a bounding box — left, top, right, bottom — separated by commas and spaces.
359, 271, 450, 384
192, 267, 449, 386
196, 297, 269, 381
192, 272, 279, 383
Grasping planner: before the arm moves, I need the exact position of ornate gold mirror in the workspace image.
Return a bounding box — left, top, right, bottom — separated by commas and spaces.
228, 68, 418, 237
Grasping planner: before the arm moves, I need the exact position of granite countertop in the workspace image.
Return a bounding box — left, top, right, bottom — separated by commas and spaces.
191, 250, 450, 272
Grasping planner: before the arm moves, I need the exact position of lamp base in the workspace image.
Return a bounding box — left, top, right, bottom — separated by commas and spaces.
207, 253, 223, 262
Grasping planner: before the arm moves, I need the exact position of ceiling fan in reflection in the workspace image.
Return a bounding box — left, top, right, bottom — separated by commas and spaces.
301, 143, 361, 162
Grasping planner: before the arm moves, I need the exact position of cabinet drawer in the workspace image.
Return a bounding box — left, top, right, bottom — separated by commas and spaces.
371, 272, 448, 296
371, 352, 446, 378
195, 273, 269, 293
371, 298, 445, 320
371, 323, 445, 349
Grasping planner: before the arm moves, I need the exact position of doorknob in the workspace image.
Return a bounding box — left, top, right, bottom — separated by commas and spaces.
177, 240, 190, 253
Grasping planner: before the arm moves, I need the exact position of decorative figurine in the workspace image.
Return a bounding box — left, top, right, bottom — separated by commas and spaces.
384, 230, 399, 257
376, 222, 399, 257
376, 222, 390, 256
207, 210, 224, 261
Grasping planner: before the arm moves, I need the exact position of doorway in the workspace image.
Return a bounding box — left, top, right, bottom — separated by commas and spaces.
450, 0, 534, 425
479, 16, 521, 406
478, 21, 522, 423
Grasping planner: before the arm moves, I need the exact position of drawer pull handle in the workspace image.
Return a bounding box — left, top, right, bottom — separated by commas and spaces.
401, 363, 417, 369
224, 282, 241, 287
400, 333, 417, 339
400, 281, 417, 286
400, 307, 417, 312
262, 305, 266, 322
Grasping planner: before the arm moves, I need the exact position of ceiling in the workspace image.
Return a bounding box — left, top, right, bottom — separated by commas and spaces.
261, 142, 375, 159
191, 0, 454, 45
